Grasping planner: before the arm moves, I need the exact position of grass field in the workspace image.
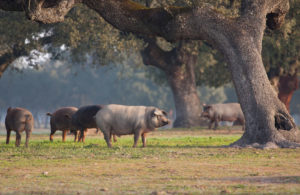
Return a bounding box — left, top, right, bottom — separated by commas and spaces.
0, 128, 300, 194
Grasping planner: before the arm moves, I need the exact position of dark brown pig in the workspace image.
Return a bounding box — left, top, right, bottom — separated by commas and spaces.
5, 107, 34, 147
70, 105, 117, 142
47, 107, 78, 142
201, 103, 245, 130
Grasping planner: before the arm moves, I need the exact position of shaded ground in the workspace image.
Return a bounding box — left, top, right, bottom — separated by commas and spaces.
0, 128, 300, 194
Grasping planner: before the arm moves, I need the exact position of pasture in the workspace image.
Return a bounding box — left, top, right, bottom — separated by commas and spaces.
0, 128, 300, 194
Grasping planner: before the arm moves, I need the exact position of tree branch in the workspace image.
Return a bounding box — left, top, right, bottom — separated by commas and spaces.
0, 52, 14, 77
140, 38, 174, 72
0, 0, 233, 44
25, 0, 77, 23
241, 0, 289, 30
84, 1, 233, 43
0, 44, 29, 77
0, 0, 24, 11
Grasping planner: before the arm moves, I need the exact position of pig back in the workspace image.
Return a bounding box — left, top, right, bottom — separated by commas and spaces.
213, 103, 243, 121
50, 107, 78, 130
73, 105, 103, 129
5, 107, 34, 131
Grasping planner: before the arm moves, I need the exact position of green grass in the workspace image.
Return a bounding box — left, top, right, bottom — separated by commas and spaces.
0, 129, 300, 194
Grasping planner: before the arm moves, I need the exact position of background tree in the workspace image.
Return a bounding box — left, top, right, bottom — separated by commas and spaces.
263, 0, 300, 112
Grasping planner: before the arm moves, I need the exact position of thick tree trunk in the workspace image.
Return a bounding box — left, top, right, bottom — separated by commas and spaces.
223, 34, 300, 148
141, 40, 204, 128
167, 63, 202, 128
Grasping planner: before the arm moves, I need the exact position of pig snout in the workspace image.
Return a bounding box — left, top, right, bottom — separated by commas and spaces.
161, 118, 170, 126
163, 119, 169, 125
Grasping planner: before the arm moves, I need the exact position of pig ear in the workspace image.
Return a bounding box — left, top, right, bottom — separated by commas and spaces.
154, 110, 160, 116
151, 109, 160, 116
7, 107, 12, 113
162, 110, 168, 116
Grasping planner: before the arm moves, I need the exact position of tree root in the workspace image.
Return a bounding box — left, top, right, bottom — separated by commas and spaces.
230, 134, 300, 149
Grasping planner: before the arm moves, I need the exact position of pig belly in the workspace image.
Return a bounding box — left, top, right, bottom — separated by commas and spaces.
221, 116, 237, 122
111, 124, 135, 135
112, 129, 134, 135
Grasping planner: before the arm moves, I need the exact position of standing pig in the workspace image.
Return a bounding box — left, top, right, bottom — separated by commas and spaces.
201, 103, 245, 130
5, 107, 34, 147
47, 107, 78, 142
94, 104, 170, 148
70, 105, 117, 142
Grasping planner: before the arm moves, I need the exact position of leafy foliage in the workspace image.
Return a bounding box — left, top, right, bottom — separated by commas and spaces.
262, 0, 300, 75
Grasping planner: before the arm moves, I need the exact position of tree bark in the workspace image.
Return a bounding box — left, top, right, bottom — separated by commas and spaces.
1, 0, 299, 147
141, 39, 203, 128
167, 63, 202, 128
223, 35, 300, 148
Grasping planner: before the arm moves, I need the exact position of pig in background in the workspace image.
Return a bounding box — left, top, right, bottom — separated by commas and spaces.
5, 107, 34, 147
47, 107, 79, 142
94, 104, 170, 148
201, 103, 245, 130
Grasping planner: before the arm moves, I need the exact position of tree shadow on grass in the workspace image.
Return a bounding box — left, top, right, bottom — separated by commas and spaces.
215, 176, 300, 184
144, 144, 228, 149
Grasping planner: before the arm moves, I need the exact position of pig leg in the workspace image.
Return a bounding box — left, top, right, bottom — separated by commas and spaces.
15, 132, 21, 147
113, 134, 117, 142
81, 129, 87, 142
78, 129, 84, 142
50, 129, 56, 142
103, 131, 112, 148
72, 131, 79, 142
133, 130, 141, 148
62, 130, 67, 142
214, 118, 219, 130
208, 120, 214, 129
96, 128, 100, 134
78, 129, 87, 142
25, 130, 31, 147
6, 129, 11, 144
142, 133, 147, 147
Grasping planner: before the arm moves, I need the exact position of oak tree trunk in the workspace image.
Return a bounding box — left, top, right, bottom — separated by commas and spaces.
166, 60, 202, 128
223, 33, 300, 148
141, 39, 203, 128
